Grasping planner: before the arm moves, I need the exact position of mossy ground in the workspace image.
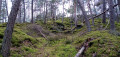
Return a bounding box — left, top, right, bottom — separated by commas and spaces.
0, 18, 120, 57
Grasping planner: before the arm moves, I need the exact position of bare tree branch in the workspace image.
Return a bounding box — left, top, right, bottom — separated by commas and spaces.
83, 4, 118, 23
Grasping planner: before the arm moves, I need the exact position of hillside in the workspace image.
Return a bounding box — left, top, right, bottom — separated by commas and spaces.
0, 19, 120, 57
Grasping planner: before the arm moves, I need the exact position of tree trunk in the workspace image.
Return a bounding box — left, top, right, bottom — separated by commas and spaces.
51, 3, 55, 23
31, 0, 33, 23
93, 0, 97, 15
2, 11, 5, 23
117, 0, 120, 15
23, 0, 26, 23
44, 2, 47, 24
87, 0, 94, 26
5, 0, 8, 22
51, 2, 52, 19
118, 0, 120, 5
74, 0, 78, 27
77, 0, 91, 32
0, 0, 2, 15
11, 0, 14, 5
62, 0, 64, 24
18, 5, 21, 23
109, 0, 115, 31
114, 0, 119, 23
102, 0, 106, 23
1, 0, 22, 57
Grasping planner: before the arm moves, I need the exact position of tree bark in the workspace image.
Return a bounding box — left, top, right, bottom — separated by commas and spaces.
117, 0, 120, 17
94, 0, 97, 15
74, 0, 78, 27
44, 1, 47, 24
114, 0, 119, 23
44, 2, 47, 24
77, 0, 91, 32
118, 0, 120, 5
51, 2, 55, 23
1, 0, 22, 57
0, 0, 2, 15
31, 0, 34, 23
102, 0, 106, 23
109, 0, 115, 31
5, 0, 8, 22
87, 0, 94, 25
23, 0, 26, 23
75, 46, 85, 57
18, 5, 21, 23
62, 0, 64, 24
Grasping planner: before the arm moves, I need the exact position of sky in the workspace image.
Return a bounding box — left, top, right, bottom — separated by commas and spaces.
6, 0, 73, 22
7, 0, 71, 16
7, 0, 12, 14
6, 0, 91, 19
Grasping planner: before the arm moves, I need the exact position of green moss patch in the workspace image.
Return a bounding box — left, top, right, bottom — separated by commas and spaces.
73, 31, 120, 57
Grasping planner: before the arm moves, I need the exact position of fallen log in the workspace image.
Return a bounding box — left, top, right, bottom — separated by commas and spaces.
75, 46, 85, 57
83, 4, 118, 23
92, 52, 97, 57
35, 26, 47, 39
75, 38, 94, 57
29, 24, 48, 39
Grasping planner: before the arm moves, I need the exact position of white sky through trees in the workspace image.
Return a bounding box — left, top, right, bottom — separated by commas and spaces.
6, 0, 91, 18
7, 0, 12, 14
7, 0, 71, 16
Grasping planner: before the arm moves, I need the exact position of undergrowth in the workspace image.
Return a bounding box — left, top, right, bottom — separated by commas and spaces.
0, 18, 120, 57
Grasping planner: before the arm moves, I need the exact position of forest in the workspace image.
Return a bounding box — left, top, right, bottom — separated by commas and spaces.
0, 0, 120, 57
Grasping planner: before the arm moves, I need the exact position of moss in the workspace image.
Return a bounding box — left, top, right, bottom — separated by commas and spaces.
0, 54, 2, 57
0, 24, 39, 56
35, 18, 85, 35
0, 34, 3, 39
50, 44, 77, 57
11, 54, 22, 57
10, 46, 37, 57
0, 28, 5, 39
74, 26, 85, 33
0, 18, 120, 57
31, 37, 46, 48
11, 28, 38, 47
85, 47, 97, 56
75, 31, 120, 57
0, 23, 7, 27
89, 18, 111, 31
21, 46, 37, 53
65, 40, 72, 44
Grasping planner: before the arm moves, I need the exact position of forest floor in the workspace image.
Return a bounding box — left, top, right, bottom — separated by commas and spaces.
0, 18, 120, 57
